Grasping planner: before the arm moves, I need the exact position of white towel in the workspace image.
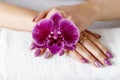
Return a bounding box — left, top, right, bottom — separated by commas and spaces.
0, 28, 120, 80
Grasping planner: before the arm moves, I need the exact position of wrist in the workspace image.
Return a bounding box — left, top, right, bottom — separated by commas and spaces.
86, 1, 102, 21
88, 0, 108, 21
76, 1, 102, 22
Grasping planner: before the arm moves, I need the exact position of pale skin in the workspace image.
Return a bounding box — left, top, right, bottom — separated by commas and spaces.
0, 0, 119, 67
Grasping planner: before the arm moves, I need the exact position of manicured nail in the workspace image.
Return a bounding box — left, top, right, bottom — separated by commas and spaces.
30, 42, 36, 50
32, 16, 37, 22
34, 48, 41, 57
98, 35, 101, 38
59, 50, 64, 56
106, 52, 113, 58
81, 58, 88, 63
44, 51, 50, 59
104, 59, 111, 66
94, 61, 102, 67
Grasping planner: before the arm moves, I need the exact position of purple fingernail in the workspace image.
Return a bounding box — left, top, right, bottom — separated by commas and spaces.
30, 42, 36, 50
81, 58, 88, 63
44, 51, 51, 59
94, 61, 102, 67
106, 52, 113, 58
104, 59, 111, 66
34, 48, 41, 57
59, 50, 64, 56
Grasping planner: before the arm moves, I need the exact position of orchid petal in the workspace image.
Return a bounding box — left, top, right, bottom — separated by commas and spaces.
48, 45, 61, 54
64, 45, 76, 50
60, 19, 80, 45
31, 12, 80, 56
50, 12, 63, 30
32, 19, 53, 46
47, 40, 64, 54
30, 42, 45, 50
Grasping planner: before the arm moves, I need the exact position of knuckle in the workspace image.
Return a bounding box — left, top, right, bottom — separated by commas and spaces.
102, 47, 108, 53
51, 7, 62, 12
61, 11, 69, 18
85, 54, 96, 63
49, 8, 60, 13
86, 54, 94, 60
95, 51, 107, 60
54, 7, 61, 10
97, 53, 103, 57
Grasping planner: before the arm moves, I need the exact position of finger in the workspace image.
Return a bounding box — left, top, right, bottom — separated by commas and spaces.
33, 9, 50, 22
84, 31, 113, 58
67, 50, 88, 63
76, 43, 102, 67
34, 48, 46, 57
85, 30, 101, 39
44, 49, 53, 59
81, 38, 111, 66
40, 48, 46, 56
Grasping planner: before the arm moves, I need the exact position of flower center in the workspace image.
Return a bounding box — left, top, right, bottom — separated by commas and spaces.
47, 31, 64, 47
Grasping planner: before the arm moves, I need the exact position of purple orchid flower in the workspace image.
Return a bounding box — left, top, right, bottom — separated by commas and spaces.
31, 12, 80, 57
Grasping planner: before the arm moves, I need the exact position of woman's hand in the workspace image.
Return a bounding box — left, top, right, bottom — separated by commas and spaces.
67, 30, 113, 67
36, 30, 112, 67
33, 1, 100, 31
32, 2, 113, 67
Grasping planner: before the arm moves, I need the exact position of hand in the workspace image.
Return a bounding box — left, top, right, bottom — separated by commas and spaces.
33, 1, 99, 31
67, 30, 113, 67
34, 30, 113, 67
32, 2, 113, 67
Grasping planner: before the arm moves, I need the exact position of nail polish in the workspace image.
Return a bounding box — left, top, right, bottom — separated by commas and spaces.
104, 59, 111, 66
59, 50, 64, 56
30, 42, 36, 50
94, 61, 102, 67
81, 58, 88, 63
106, 52, 113, 58
44, 51, 50, 59
34, 48, 41, 57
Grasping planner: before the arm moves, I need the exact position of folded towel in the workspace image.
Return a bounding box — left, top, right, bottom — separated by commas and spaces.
0, 28, 120, 80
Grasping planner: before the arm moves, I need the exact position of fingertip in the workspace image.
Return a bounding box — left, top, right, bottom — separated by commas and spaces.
34, 48, 41, 57
40, 48, 46, 56
94, 33, 101, 39
106, 51, 113, 58
32, 16, 38, 22
33, 12, 48, 22
94, 61, 102, 68
81, 58, 88, 63
104, 59, 112, 66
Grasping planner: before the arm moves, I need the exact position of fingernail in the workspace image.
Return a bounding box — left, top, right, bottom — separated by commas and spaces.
34, 48, 41, 57
106, 52, 113, 58
44, 51, 51, 59
59, 50, 64, 56
81, 58, 88, 63
98, 35, 101, 38
94, 61, 102, 67
95, 34, 101, 39
32, 16, 37, 22
30, 42, 36, 50
104, 59, 111, 66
